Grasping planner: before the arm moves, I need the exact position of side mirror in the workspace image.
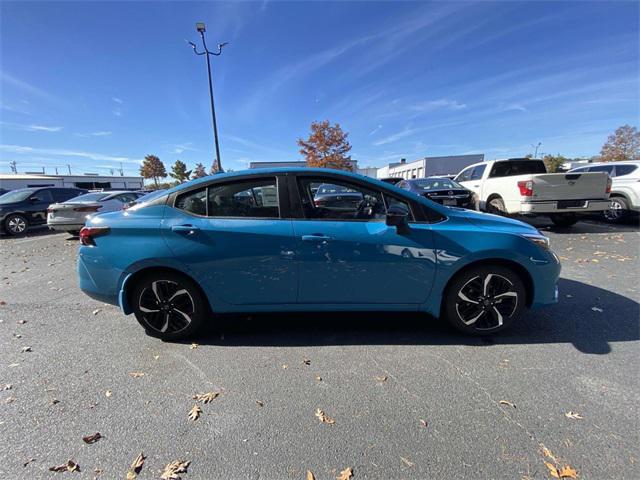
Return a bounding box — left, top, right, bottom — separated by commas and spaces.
386, 204, 410, 234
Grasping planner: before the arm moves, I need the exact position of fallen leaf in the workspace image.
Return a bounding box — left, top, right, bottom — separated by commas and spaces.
188, 403, 202, 421
22, 458, 35, 467
2, 384, 12, 390
49, 460, 80, 473
306, 470, 315, 480
282, 364, 288, 369
5, 396, 16, 404
82, 432, 102, 444
591, 307, 603, 313
316, 376, 322, 382
160, 460, 191, 480
315, 408, 335, 425
419, 419, 428, 428
558, 466, 578, 478
374, 375, 388, 383
52, 399, 60, 405
256, 400, 264, 407
564, 411, 583, 420
302, 358, 311, 365
336, 467, 353, 480
0, 300, 6, 305
541, 445, 558, 463
128, 372, 144, 378
105, 390, 112, 397
17, 320, 27, 324
92, 308, 101, 315
153, 355, 160, 360
21, 346, 32, 353
13, 333, 22, 339
400, 456, 414, 467
190, 343, 198, 350
126, 452, 146, 479
192, 392, 219, 403
499, 400, 516, 408
544, 461, 561, 478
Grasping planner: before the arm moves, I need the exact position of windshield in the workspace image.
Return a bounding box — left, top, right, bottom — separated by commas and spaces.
316, 184, 357, 194
0, 189, 35, 204
412, 179, 462, 190
67, 192, 110, 203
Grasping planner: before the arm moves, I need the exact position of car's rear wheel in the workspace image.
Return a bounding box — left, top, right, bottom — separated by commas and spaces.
486, 196, 506, 215
602, 197, 629, 223
131, 271, 207, 340
443, 265, 526, 335
5, 214, 28, 236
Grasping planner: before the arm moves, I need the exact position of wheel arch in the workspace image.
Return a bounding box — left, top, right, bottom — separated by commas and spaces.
440, 258, 534, 316
121, 266, 212, 315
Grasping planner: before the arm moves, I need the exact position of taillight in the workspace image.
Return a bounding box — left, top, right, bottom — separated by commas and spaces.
79, 226, 110, 246
517, 180, 533, 197
606, 177, 612, 194
73, 206, 102, 212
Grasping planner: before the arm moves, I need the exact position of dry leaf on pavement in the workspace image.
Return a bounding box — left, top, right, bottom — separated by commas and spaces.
499, 400, 516, 408
82, 432, 102, 444
160, 460, 191, 480
315, 408, 335, 425
400, 456, 414, 467
316, 376, 322, 382
256, 400, 264, 407
105, 390, 112, 397
302, 358, 311, 365
22, 458, 35, 467
192, 392, 219, 403
564, 411, 583, 420
419, 419, 428, 428
374, 375, 388, 383
49, 460, 80, 473
336, 467, 353, 480
2, 384, 11, 390
557, 466, 578, 478
92, 308, 101, 315
188, 403, 202, 421
306, 470, 315, 480
125, 452, 146, 479
128, 372, 144, 378
21, 346, 32, 353
190, 343, 198, 350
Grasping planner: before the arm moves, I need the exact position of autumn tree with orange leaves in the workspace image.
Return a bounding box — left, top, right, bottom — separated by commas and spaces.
298, 120, 353, 171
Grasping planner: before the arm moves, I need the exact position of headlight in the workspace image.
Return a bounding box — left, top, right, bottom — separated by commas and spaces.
521, 233, 550, 249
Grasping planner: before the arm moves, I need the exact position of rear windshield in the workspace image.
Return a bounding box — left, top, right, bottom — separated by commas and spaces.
411, 179, 461, 190
489, 160, 547, 178
67, 192, 110, 202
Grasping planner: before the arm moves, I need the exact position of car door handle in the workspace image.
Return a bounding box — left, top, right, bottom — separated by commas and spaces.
301, 234, 332, 242
171, 225, 200, 235
473, 184, 480, 188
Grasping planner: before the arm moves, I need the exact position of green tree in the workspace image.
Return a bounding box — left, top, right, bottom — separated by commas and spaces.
543, 154, 568, 173
297, 120, 353, 171
600, 125, 640, 162
169, 160, 192, 183
192, 163, 207, 178
139, 155, 167, 187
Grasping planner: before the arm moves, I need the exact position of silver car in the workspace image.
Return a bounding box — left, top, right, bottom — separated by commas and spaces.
47, 191, 143, 234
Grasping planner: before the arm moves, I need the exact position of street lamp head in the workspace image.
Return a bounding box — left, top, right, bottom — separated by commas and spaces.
196, 22, 206, 33
218, 41, 229, 49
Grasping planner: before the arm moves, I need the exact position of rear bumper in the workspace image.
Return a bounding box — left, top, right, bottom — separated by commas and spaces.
48, 222, 85, 231
77, 251, 121, 308
519, 199, 611, 214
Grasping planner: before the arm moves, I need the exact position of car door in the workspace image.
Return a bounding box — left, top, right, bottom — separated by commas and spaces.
290, 174, 437, 305
27, 188, 54, 225
161, 175, 298, 306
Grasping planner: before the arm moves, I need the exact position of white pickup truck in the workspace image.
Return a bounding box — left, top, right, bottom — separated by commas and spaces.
454, 158, 612, 227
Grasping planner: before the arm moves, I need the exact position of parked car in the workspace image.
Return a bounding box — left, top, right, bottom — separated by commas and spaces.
397, 178, 475, 209
47, 190, 144, 235
312, 183, 364, 213
454, 158, 611, 227
569, 160, 640, 223
78, 168, 560, 340
0, 187, 86, 236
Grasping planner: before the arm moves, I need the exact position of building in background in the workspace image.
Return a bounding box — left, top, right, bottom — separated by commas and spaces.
0, 174, 144, 192
376, 154, 485, 179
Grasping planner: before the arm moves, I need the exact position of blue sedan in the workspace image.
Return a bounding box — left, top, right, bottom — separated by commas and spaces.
77, 168, 560, 340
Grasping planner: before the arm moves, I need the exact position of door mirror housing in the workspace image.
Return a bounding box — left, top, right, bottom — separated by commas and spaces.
386, 204, 410, 234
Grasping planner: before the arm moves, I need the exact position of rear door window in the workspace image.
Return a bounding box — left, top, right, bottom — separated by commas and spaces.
589, 165, 615, 176
208, 178, 279, 218
614, 164, 638, 177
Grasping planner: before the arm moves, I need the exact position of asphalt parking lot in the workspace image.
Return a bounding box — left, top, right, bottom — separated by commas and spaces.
0, 219, 638, 480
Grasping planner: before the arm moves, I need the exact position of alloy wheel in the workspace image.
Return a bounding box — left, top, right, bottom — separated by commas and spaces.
138, 280, 195, 334
455, 274, 518, 330
7, 216, 27, 234
603, 199, 624, 221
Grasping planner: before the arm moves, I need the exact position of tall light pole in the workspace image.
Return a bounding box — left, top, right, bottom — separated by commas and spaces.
531, 142, 542, 158
189, 22, 228, 173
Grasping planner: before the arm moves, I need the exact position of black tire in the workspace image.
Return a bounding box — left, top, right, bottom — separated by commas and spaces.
443, 265, 526, 335
602, 197, 629, 224
549, 214, 578, 228
67, 230, 81, 236
4, 214, 28, 236
486, 196, 506, 215
130, 271, 208, 341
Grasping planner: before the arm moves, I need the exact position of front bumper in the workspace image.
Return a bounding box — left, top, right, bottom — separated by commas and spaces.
519, 199, 611, 214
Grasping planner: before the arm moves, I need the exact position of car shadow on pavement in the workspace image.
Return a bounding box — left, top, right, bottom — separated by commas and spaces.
191, 278, 639, 355
523, 217, 640, 234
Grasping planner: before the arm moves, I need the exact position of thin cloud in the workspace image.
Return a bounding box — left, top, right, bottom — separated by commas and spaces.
0, 71, 65, 106
111, 97, 123, 104
369, 125, 383, 136
373, 126, 420, 146
410, 99, 467, 112
75, 131, 112, 137
27, 125, 63, 132
0, 144, 140, 164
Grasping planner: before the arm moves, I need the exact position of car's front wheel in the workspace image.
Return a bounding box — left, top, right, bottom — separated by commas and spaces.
5, 214, 28, 236
443, 265, 526, 335
131, 271, 207, 340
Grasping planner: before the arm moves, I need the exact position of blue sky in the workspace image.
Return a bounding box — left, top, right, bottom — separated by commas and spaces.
0, 1, 638, 176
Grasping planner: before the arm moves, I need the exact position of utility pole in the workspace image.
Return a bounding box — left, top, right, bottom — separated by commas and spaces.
119, 162, 124, 176
531, 142, 542, 158
55, 167, 59, 175
67, 164, 72, 175
9, 160, 17, 173
189, 22, 228, 173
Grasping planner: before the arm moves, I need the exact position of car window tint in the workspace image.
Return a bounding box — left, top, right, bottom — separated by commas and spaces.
589, 165, 614, 175
207, 178, 279, 218
456, 167, 473, 182
470, 164, 486, 180
176, 188, 207, 216
298, 177, 386, 221
35, 189, 54, 202
490, 160, 546, 177
614, 164, 637, 176
384, 195, 414, 221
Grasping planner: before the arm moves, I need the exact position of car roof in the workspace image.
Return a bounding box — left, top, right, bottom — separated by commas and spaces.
573, 160, 640, 168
